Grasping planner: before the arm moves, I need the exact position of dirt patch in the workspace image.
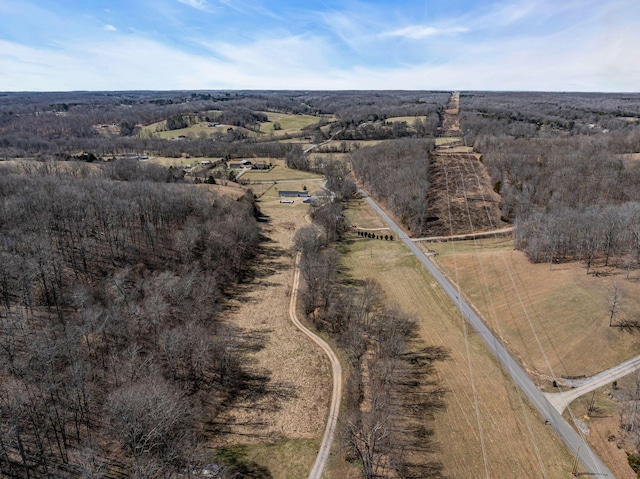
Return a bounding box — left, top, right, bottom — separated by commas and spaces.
582, 414, 636, 479
441, 92, 461, 135
424, 92, 505, 237
425, 153, 504, 237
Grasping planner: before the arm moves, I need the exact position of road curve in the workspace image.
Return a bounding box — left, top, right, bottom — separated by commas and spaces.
357, 187, 614, 477
289, 252, 343, 479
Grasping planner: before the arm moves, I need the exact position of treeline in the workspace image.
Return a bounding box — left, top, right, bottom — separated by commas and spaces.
323, 114, 441, 141
1, 90, 451, 160
461, 91, 640, 139
351, 138, 435, 234
461, 93, 640, 270
0, 162, 262, 478
515, 203, 640, 269
293, 204, 448, 478
1, 134, 301, 162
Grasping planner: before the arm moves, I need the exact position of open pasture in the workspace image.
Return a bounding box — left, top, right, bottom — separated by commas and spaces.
340, 204, 575, 478
257, 111, 321, 135
241, 158, 323, 182
427, 237, 640, 379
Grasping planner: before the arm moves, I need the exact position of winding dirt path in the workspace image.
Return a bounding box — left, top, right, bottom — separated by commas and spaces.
289, 252, 343, 479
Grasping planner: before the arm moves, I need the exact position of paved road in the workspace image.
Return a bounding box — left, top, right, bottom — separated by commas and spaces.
289, 253, 342, 479
358, 187, 614, 477
546, 354, 640, 414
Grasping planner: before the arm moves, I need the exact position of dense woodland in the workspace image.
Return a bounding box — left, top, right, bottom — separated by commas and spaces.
0, 161, 262, 478
350, 139, 435, 233
461, 92, 640, 269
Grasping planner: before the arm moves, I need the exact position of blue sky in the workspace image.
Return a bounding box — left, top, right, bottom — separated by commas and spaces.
1, 0, 639, 92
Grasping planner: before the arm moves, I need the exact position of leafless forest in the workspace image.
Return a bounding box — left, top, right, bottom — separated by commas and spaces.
462, 92, 640, 268
1, 89, 640, 478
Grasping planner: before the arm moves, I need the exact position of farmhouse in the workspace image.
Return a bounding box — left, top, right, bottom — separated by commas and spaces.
278, 190, 310, 198
229, 163, 244, 169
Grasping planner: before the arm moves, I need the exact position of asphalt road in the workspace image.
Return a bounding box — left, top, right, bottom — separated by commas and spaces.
358, 187, 614, 477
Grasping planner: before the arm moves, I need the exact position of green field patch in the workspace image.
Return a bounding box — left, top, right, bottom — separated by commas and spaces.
241, 158, 322, 182
211, 440, 318, 479
385, 115, 427, 124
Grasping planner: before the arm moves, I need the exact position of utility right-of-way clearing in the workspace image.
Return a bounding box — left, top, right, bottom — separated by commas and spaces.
357, 185, 614, 478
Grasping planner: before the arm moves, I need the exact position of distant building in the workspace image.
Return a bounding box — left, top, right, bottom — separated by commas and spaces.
251, 163, 270, 170
278, 190, 310, 197
239, 159, 252, 166
229, 163, 243, 169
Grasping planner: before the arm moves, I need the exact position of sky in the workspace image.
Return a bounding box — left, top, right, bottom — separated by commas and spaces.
1, 0, 639, 92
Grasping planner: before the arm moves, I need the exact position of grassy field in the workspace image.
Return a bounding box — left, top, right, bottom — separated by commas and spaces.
241, 158, 323, 182
207, 190, 334, 479
257, 112, 321, 136
339, 201, 575, 478
308, 152, 349, 162
426, 237, 640, 379
139, 112, 323, 141
211, 440, 332, 479
385, 115, 427, 123
434, 137, 463, 146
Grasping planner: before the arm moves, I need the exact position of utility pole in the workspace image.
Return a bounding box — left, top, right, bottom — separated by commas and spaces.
587, 391, 596, 418
571, 446, 581, 476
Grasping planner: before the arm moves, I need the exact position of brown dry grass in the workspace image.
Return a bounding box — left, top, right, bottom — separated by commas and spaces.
344, 198, 388, 229
241, 158, 323, 182
427, 237, 640, 380
339, 217, 575, 477
564, 388, 637, 479
209, 191, 331, 477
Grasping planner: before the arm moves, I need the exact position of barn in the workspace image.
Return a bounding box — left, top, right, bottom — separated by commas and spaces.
278, 190, 310, 198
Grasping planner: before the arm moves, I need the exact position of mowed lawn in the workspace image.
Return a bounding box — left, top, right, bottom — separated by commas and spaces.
241, 158, 323, 182
257, 112, 322, 136
340, 201, 574, 478
426, 237, 640, 379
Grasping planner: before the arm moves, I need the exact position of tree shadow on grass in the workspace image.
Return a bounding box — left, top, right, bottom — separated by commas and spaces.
213, 445, 273, 479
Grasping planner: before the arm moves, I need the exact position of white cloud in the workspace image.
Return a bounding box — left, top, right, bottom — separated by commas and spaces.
2, 0, 640, 93
177, 0, 216, 13
382, 25, 469, 39
104, 24, 117, 32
